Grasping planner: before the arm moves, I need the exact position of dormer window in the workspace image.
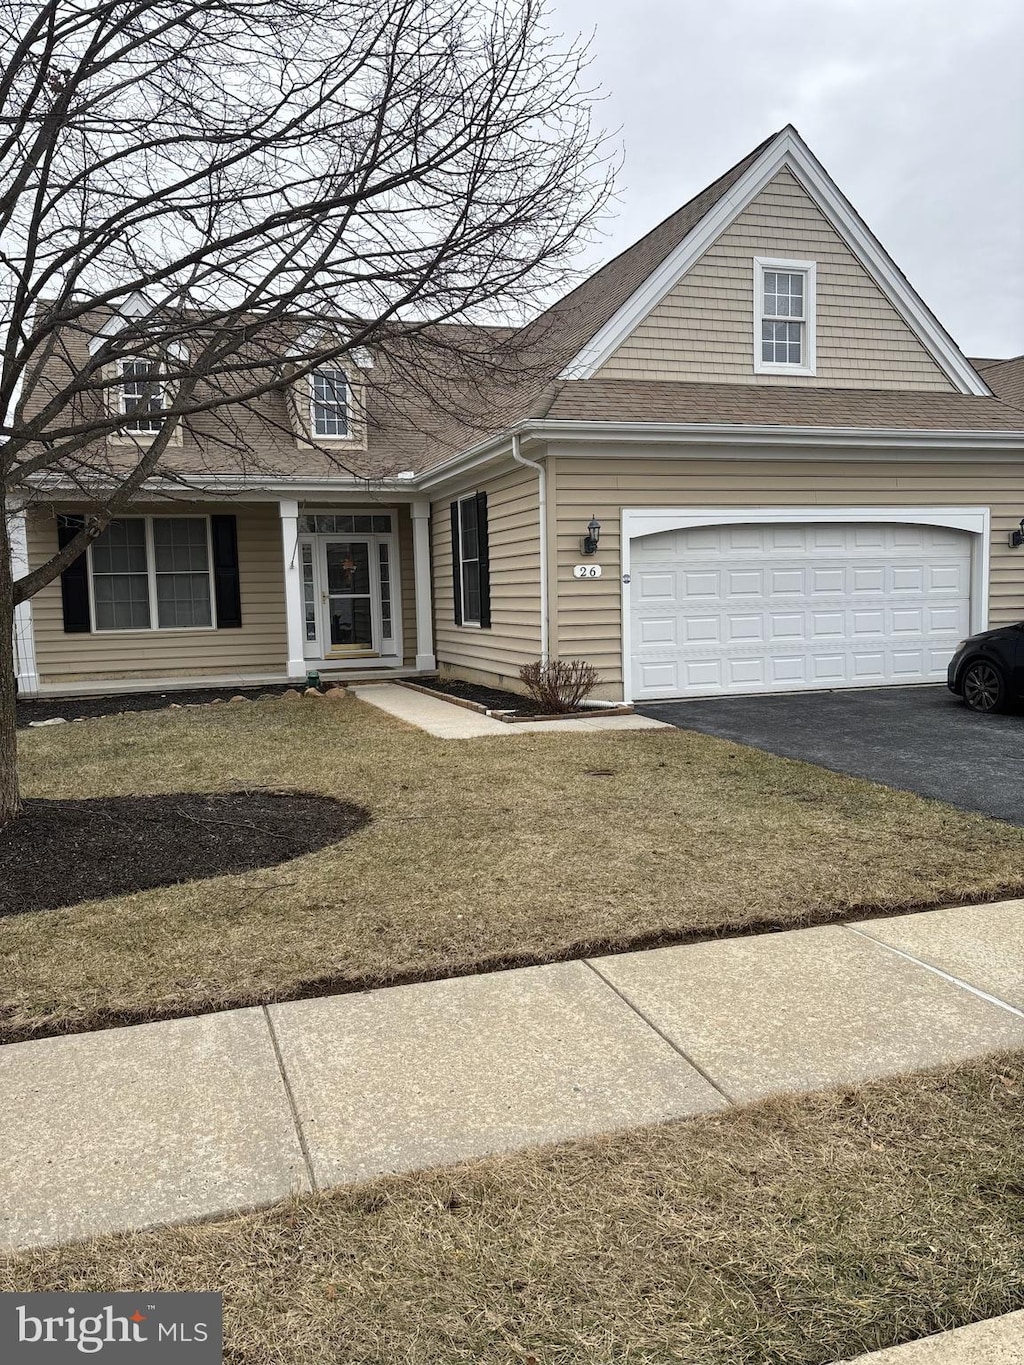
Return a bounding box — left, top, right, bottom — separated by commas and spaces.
120, 359, 165, 432
310, 367, 349, 438
753, 257, 816, 376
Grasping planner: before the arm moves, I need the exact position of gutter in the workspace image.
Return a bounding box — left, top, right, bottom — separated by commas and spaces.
511, 432, 549, 664
527, 420, 1024, 450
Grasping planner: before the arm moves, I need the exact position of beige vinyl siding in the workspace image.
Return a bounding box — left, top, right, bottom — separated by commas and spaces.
597, 169, 954, 391
551, 448, 1024, 696
29, 501, 288, 683
432, 462, 541, 691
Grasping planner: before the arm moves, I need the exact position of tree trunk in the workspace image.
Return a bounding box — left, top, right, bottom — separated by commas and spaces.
0, 503, 22, 827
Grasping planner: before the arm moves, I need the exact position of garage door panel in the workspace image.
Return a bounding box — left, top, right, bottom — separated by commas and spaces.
638, 617, 676, 644
891, 608, 924, 634
772, 656, 807, 682
929, 606, 966, 632
771, 569, 805, 594
892, 650, 925, 675
728, 615, 763, 641
813, 527, 847, 549
630, 520, 973, 700
769, 613, 803, 639
727, 570, 762, 596
892, 566, 924, 591
683, 616, 720, 642
812, 611, 845, 637
852, 567, 885, 593
683, 571, 719, 597
639, 572, 676, 599
929, 564, 966, 591
813, 568, 845, 594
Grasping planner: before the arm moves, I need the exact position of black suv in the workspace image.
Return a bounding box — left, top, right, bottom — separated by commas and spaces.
947, 623, 1024, 712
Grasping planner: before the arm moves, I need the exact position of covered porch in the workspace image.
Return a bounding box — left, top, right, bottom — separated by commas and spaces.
279, 497, 435, 679
15, 492, 436, 697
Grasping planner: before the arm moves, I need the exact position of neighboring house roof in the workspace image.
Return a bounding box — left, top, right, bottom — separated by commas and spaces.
971, 356, 1024, 414
534, 379, 1024, 431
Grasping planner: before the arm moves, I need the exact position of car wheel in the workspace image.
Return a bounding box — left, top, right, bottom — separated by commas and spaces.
961, 659, 1005, 713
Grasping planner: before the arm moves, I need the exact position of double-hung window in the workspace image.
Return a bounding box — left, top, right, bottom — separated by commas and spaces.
451, 492, 490, 628
89, 516, 214, 630
457, 495, 481, 625
754, 258, 816, 376
120, 359, 165, 433
310, 367, 349, 437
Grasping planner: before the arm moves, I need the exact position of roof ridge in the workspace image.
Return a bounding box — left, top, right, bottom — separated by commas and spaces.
524, 127, 791, 343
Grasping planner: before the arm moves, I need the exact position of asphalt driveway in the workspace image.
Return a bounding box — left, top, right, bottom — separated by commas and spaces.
637, 686, 1024, 826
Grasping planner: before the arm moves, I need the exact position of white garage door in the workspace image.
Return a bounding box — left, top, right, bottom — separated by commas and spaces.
629, 521, 972, 700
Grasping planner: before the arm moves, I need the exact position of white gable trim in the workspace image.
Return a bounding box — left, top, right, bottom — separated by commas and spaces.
560, 128, 991, 397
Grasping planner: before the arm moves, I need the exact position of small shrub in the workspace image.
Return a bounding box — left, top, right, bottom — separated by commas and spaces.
518, 658, 599, 714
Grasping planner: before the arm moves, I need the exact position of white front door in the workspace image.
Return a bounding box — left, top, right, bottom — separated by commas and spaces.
299, 518, 400, 662
629, 520, 972, 700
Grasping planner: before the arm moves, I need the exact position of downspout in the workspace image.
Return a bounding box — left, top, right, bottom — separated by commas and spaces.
511, 432, 549, 664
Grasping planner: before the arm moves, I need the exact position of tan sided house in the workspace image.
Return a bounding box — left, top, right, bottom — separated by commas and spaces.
13, 126, 1024, 702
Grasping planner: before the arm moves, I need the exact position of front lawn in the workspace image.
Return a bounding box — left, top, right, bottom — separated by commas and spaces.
3, 1053, 1022, 1363
3, 690, 1024, 1041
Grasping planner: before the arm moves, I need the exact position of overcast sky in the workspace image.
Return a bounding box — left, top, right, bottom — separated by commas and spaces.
545, 0, 1023, 359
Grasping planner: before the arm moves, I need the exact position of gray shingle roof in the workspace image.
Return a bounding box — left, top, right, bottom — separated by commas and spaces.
539, 379, 1024, 431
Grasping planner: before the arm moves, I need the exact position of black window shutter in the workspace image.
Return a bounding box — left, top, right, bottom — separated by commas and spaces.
210, 514, 242, 628
475, 490, 491, 629
450, 500, 462, 626
57, 515, 91, 634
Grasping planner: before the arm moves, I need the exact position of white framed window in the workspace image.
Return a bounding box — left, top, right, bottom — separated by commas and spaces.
88, 516, 215, 631
119, 359, 166, 433
753, 257, 816, 376
457, 494, 481, 626
310, 367, 349, 438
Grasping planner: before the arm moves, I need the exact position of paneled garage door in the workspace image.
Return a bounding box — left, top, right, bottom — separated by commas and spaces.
629, 521, 972, 700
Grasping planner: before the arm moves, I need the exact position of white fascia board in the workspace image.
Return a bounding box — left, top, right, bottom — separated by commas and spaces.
530, 420, 1024, 451
23, 473, 421, 501
86, 292, 156, 356
560, 128, 991, 397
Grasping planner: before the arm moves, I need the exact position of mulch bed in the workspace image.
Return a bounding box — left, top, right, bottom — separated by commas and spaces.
16, 686, 293, 729
409, 677, 631, 722
414, 677, 531, 712
0, 792, 370, 916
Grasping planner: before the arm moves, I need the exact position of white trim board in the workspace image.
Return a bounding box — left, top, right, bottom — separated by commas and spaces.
619, 504, 991, 704
560, 127, 991, 397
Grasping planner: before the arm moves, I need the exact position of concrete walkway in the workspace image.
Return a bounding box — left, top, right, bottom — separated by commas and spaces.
833, 1310, 1024, 1363
352, 682, 671, 736
1, 899, 1021, 1253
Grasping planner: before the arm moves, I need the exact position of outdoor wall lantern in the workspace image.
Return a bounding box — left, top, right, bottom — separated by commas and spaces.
581, 514, 601, 556
1010, 518, 1024, 549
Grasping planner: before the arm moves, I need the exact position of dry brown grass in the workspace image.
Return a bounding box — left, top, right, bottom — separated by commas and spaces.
3, 690, 1024, 1041
3, 1052, 1022, 1364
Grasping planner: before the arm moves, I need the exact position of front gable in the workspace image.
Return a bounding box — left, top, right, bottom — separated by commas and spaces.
597, 168, 954, 391
565, 129, 989, 397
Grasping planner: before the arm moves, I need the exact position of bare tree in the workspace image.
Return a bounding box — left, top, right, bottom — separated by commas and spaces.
0, 0, 609, 823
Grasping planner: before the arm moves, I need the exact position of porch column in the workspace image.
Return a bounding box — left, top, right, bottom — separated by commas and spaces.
278, 498, 306, 680
411, 500, 435, 671
8, 504, 39, 696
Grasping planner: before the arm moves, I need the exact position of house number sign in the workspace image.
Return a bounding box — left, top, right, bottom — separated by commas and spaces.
572, 564, 602, 579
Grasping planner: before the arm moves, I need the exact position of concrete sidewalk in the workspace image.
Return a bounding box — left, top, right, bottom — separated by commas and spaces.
1, 899, 1021, 1253
834, 1310, 1024, 1362
352, 682, 671, 736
